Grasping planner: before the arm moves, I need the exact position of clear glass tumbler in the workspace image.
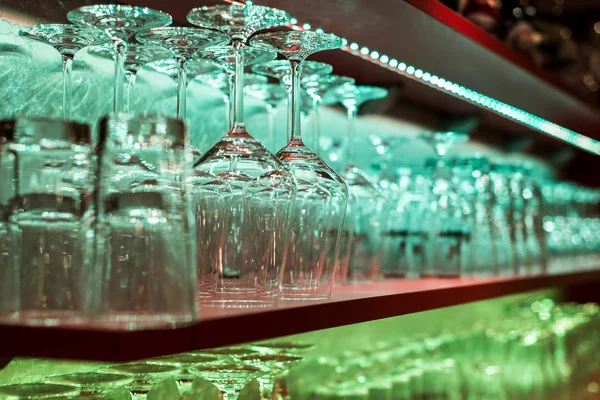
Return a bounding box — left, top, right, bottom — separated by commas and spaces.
0, 118, 93, 325
94, 114, 198, 328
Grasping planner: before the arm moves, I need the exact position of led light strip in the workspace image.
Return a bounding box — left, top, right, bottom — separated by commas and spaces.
285, 20, 600, 156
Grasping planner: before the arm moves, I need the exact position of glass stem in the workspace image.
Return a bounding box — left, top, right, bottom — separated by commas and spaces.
113, 40, 126, 113
61, 54, 73, 120
266, 104, 276, 152
124, 70, 137, 115
223, 390, 239, 400
227, 72, 235, 130
311, 97, 320, 151
231, 39, 245, 129
345, 104, 358, 169
289, 60, 303, 143
260, 379, 276, 400
176, 57, 188, 120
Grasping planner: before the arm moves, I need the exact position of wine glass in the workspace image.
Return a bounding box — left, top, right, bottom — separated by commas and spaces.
304, 75, 355, 152
19, 24, 108, 120
418, 131, 470, 277
240, 354, 304, 400
189, 360, 267, 400
136, 27, 229, 120
45, 372, 133, 396
67, 4, 173, 113
88, 44, 171, 114
146, 353, 218, 393
245, 82, 288, 153
196, 45, 277, 130
251, 31, 348, 300
328, 84, 389, 283
186, 5, 296, 307
99, 363, 183, 399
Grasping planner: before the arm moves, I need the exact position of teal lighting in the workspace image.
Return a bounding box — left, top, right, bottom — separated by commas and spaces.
287, 19, 600, 155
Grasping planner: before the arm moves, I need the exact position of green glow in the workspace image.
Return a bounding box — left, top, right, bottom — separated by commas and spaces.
289, 20, 600, 155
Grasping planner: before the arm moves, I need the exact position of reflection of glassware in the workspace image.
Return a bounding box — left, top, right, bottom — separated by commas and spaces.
418, 131, 469, 278
136, 27, 229, 120
95, 115, 197, 328
1, 118, 93, 325
187, 5, 295, 307
100, 363, 182, 399
330, 84, 389, 283
189, 361, 267, 400
196, 45, 277, 131
245, 82, 288, 153
251, 31, 348, 300
88, 44, 171, 114
45, 372, 133, 395
240, 354, 303, 400
67, 4, 173, 113
0, 383, 80, 398
19, 24, 108, 120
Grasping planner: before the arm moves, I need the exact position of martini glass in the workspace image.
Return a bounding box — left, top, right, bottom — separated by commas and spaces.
196, 45, 277, 130
0, 383, 80, 398
251, 59, 333, 87
99, 363, 183, 399
189, 361, 267, 400
304, 75, 355, 152
251, 31, 348, 300
418, 131, 470, 277
67, 4, 172, 113
88, 44, 171, 114
329, 84, 389, 283
186, 5, 295, 307
46, 372, 133, 396
240, 354, 303, 400
19, 24, 108, 120
245, 82, 288, 153
136, 27, 229, 120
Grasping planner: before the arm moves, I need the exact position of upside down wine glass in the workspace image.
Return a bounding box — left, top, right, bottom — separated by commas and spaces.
19, 24, 108, 119
136, 27, 229, 120
196, 45, 277, 130
187, 4, 296, 307
67, 4, 173, 113
252, 31, 348, 299
419, 131, 470, 277
88, 44, 171, 114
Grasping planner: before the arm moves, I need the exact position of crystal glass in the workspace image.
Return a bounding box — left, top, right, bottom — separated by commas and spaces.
196, 45, 277, 130
136, 27, 229, 120
100, 363, 182, 399
329, 84, 389, 283
418, 131, 470, 277
187, 5, 295, 307
67, 4, 173, 113
251, 31, 348, 300
94, 114, 197, 328
245, 82, 288, 152
19, 24, 108, 120
304, 75, 355, 153
240, 354, 303, 400
88, 44, 171, 114
196, 72, 268, 132
189, 361, 267, 400
46, 372, 133, 395
0, 383, 80, 398
0, 118, 93, 325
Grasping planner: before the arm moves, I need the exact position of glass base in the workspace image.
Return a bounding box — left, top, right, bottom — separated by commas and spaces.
202, 290, 278, 309
94, 312, 196, 330
2, 310, 87, 327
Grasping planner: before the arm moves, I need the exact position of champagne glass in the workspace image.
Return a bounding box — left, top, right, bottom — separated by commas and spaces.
196, 45, 277, 130
251, 31, 348, 300
304, 75, 355, 152
329, 84, 389, 282
418, 131, 470, 277
245, 82, 288, 153
186, 5, 295, 307
136, 27, 229, 120
88, 44, 171, 114
19, 24, 108, 120
189, 361, 267, 400
252, 59, 333, 87
67, 4, 172, 113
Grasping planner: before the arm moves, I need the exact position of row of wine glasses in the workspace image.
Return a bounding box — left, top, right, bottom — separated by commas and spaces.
0, 340, 313, 400
285, 298, 600, 400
